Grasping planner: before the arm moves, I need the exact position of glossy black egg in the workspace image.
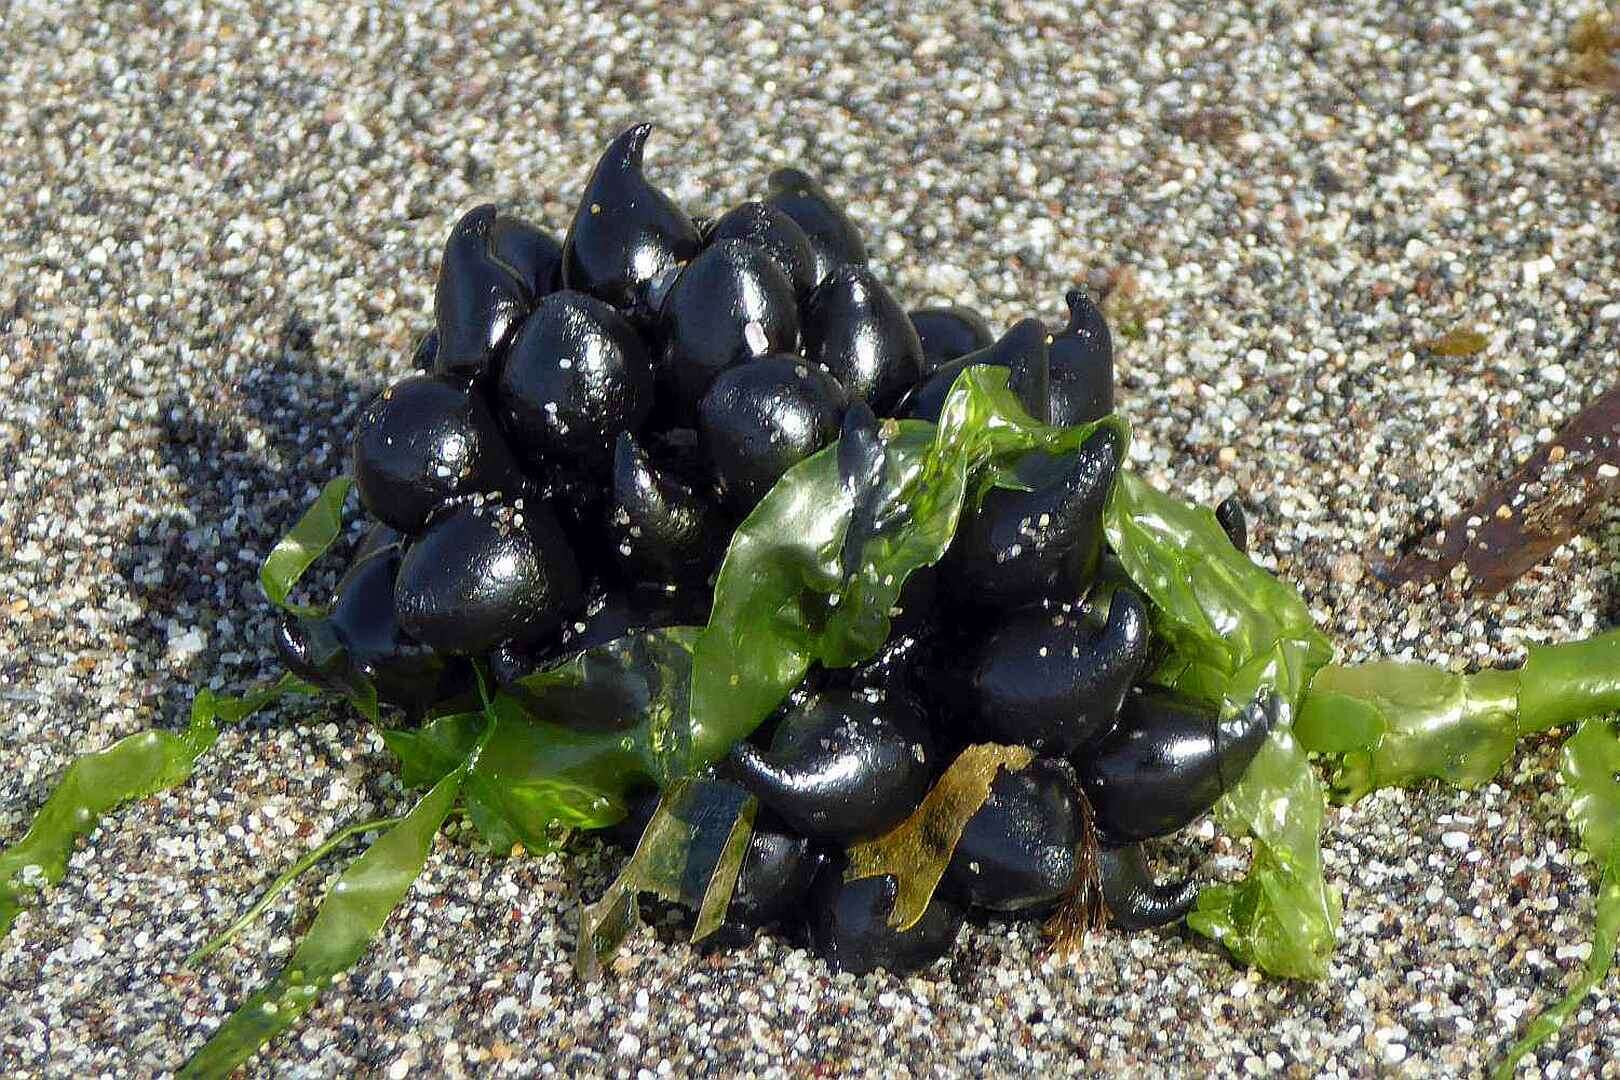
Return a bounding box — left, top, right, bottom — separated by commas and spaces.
1047, 289, 1114, 426
274, 538, 464, 714
837, 398, 885, 500
1077, 687, 1278, 844
273, 614, 350, 695
659, 239, 800, 418
945, 426, 1122, 610
942, 757, 1086, 912
562, 123, 701, 323
908, 306, 995, 375
728, 684, 935, 841
1216, 495, 1248, 553
495, 290, 653, 471
491, 582, 708, 679
967, 589, 1151, 757
393, 496, 583, 655
904, 318, 1052, 424
639, 424, 709, 479
706, 201, 819, 298
1099, 842, 1198, 931
529, 462, 616, 572
721, 812, 828, 936
487, 635, 537, 691
433, 204, 533, 378
489, 215, 564, 299
697, 355, 848, 514
1073, 551, 1136, 634
800, 265, 924, 415
555, 581, 711, 656
836, 399, 892, 587
805, 862, 964, 976
845, 630, 931, 695
606, 432, 728, 585
843, 571, 942, 694
882, 563, 940, 641
350, 373, 524, 535
763, 167, 868, 285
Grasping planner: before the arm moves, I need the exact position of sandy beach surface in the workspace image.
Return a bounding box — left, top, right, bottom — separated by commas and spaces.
2, 2, 1618, 1076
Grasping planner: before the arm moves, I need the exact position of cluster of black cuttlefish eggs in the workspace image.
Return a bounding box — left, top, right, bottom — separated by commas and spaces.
275, 124, 1272, 976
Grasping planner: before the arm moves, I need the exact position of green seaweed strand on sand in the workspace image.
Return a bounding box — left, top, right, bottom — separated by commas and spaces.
0, 675, 311, 940
1296, 639, 1620, 1072
1104, 468, 1340, 979
178, 764, 469, 1079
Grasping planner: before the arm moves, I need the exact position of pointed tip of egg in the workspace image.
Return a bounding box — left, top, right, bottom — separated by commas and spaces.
611, 121, 655, 164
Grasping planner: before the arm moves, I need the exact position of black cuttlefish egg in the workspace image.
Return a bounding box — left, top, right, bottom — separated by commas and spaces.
907, 305, 995, 376
705, 811, 829, 947
1076, 687, 1277, 844
966, 588, 1151, 757
393, 495, 583, 655
800, 264, 924, 417
274, 527, 464, 714
727, 684, 935, 841
942, 757, 1089, 912
904, 318, 1052, 424
945, 425, 1122, 610
763, 167, 868, 286
432, 204, 533, 379
605, 432, 729, 586
659, 238, 800, 419
496, 290, 653, 472
562, 123, 702, 324
697, 355, 848, 514
1098, 842, 1199, 930
706, 201, 820, 299
350, 372, 524, 536
1047, 289, 1114, 426
489, 215, 564, 300
805, 860, 964, 976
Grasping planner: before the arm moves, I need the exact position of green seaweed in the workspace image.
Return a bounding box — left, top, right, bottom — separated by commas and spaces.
1492, 715, 1619, 1076
179, 766, 469, 1078
259, 476, 353, 614
1105, 469, 1339, 979
0, 675, 311, 940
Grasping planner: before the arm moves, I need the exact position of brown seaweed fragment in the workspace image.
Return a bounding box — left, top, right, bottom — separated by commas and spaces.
1569, 6, 1620, 96
843, 743, 1036, 931
1377, 384, 1620, 596
1418, 327, 1488, 359
1040, 790, 1106, 957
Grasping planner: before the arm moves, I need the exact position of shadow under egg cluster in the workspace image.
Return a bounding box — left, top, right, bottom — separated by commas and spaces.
275, 123, 1267, 977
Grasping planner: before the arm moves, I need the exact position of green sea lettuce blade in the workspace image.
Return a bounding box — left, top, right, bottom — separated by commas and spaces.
0, 675, 310, 940
383, 629, 703, 846
689, 365, 1128, 763
178, 764, 466, 1079
843, 743, 1037, 931
1297, 663, 1521, 803
259, 475, 353, 614
1185, 723, 1340, 980
1293, 633, 1620, 1065
574, 778, 757, 978
185, 813, 403, 967
1104, 469, 1339, 979
1493, 716, 1620, 1078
